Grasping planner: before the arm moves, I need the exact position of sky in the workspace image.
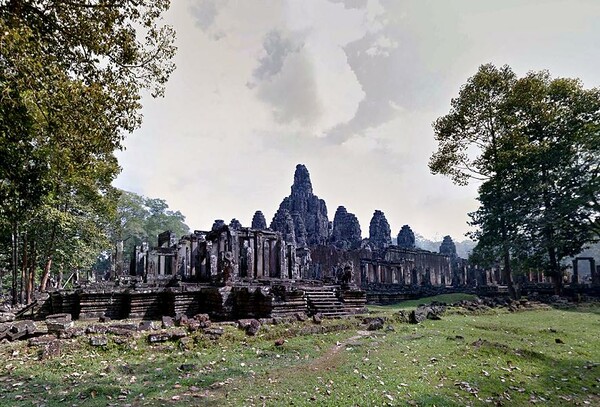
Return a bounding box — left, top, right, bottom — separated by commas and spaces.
114, 0, 600, 241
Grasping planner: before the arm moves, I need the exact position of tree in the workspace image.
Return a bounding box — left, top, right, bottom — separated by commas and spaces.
431, 64, 600, 295
95, 190, 190, 279
430, 64, 520, 298
0, 1, 176, 302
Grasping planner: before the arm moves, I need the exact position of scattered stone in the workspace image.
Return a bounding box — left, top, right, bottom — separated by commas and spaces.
58, 327, 85, 339
313, 313, 323, 324
99, 315, 111, 323
107, 327, 134, 337
161, 316, 174, 329
555, 338, 565, 344
274, 338, 285, 347
175, 313, 189, 326
28, 335, 56, 347
89, 335, 108, 346
148, 332, 171, 343
409, 304, 445, 324
85, 325, 107, 334
203, 327, 224, 340
6, 320, 36, 341
295, 312, 307, 322
178, 363, 197, 372
138, 321, 156, 331
46, 320, 74, 333
367, 317, 384, 331
245, 319, 261, 336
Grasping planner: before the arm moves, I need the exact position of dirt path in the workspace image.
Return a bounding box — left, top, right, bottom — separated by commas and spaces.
306, 330, 373, 371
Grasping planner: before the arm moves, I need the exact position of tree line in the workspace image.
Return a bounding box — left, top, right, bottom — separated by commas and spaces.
0, 0, 176, 304
431, 64, 600, 297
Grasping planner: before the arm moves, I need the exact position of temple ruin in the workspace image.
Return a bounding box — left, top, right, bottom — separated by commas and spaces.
41, 164, 533, 321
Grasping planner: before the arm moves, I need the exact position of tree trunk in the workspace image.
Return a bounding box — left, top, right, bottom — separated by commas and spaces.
547, 245, 562, 295
27, 240, 36, 304
39, 223, 57, 292
20, 232, 27, 304
11, 221, 19, 305
500, 219, 518, 299
40, 257, 53, 292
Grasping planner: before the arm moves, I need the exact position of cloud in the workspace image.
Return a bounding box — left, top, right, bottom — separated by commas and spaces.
252, 34, 322, 125
189, 0, 228, 37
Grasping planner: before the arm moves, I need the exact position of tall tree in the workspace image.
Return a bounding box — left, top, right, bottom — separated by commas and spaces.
431, 64, 600, 295
0, 1, 176, 302
430, 64, 519, 298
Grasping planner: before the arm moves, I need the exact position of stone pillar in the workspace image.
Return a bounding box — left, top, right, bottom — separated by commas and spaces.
572, 259, 579, 284
256, 234, 263, 278
589, 259, 596, 284
594, 265, 600, 286
263, 240, 270, 277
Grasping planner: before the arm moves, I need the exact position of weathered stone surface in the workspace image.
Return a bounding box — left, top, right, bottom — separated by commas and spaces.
28, 335, 57, 347
161, 316, 174, 329
174, 313, 189, 326
312, 313, 322, 324
6, 320, 36, 341
107, 327, 134, 337
331, 206, 362, 250
368, 210, 392, 250
147, 330, 187, 343
366, 317, 384, 331
251, 211, 268, 230
89, 335, 108, 346
138, 321, 156, 331
47, 313, 72, 322
294, 312, 307, 322
203, 327, 224, 340
439, 235, 457, 257
229, 218, 242, 231
290, 211, 308, 247
46, 320, 74, 333
212, 219, 226, 231
245, 319, 261, 336
270, 208, 296, 245
148, 332, 171, 343
86, 325, 108, 334
409, 304, 446, 324
0, 312, 16, 323
397, 225, 416, 249
58, 327, 85, 339
275, 164, 330, 246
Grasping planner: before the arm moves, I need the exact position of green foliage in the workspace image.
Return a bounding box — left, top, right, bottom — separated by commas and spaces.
98, 189, 190, 273
0, 1, 176, 299
431, 64, 600, 294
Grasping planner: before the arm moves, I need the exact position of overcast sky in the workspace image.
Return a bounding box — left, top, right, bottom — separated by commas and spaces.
114, 0, 600, 241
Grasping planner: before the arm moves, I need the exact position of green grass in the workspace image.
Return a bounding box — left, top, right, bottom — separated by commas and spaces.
0, 302, 598, 406
368, 293, 478, 313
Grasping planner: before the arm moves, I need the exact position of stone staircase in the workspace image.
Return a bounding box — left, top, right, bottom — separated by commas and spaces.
302, 286, 346, 317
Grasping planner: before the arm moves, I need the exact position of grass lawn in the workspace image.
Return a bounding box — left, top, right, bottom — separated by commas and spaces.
0, 298, 598, 406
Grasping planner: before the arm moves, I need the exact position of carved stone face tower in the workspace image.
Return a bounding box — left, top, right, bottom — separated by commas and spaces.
397, 225, 416, 250
368, 210, 392, 250
272, 164, 330, 246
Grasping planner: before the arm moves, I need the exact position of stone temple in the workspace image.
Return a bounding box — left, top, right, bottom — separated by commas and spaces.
44, 164, 495, 320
